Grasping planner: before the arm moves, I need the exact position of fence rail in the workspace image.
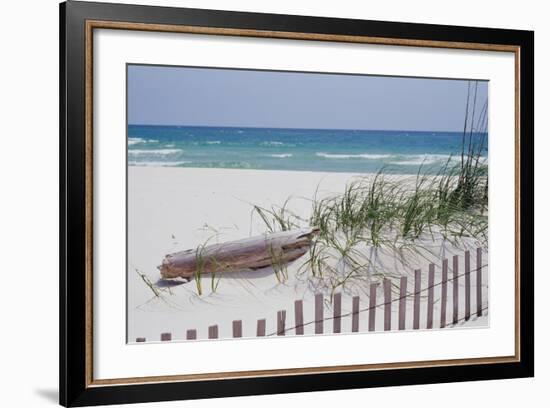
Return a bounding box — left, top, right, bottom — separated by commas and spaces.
136, 247, 487, 342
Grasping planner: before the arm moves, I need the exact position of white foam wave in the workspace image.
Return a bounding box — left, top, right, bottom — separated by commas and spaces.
261, 141, 285, 146
129, 138, 159, 145
206, 140, 221, 145
390, 155, 465, 165
129, 149, 182, 155
268, 153, 293, 158
316, 152, 392, 159
128, 137, 145, 146
390, 159, 434, 165
315, 152, 473, 165
129, 161, 190, 167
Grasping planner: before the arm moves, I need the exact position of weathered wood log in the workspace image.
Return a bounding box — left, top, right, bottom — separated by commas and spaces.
159, 227, 319, 279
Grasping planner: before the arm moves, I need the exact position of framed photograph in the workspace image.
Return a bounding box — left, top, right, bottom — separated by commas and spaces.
60, 1, 534, 406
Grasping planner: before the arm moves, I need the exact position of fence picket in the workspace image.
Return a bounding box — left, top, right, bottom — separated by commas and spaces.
465, 250, 471, 321
453, 255, 459, 325
368, 283, 377, 331
232, 320, 243, 338
277, 310, 286, 336
208, 325, 218, 339
256, 319, 266, 337
477, 247, 483, 317
413, 269, 421, 329
398, 276, 407, 330
294, 300, 304, 335
333, 293, 342, 333
440, 259, 448, 328
384, 278, 392, 331
352, 296, 360, 332
427, 264, 435, 329
315, 293, 324, 334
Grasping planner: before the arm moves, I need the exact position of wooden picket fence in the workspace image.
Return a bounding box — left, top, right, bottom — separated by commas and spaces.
135, 247, 487, 343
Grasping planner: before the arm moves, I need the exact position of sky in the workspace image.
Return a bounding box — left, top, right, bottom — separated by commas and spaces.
127, 64, 488, 132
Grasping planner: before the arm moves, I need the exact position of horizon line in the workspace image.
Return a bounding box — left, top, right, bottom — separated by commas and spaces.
128, 123, 487, 134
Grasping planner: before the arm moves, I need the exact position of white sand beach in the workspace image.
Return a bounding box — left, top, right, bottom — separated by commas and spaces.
127, 167, 488, 342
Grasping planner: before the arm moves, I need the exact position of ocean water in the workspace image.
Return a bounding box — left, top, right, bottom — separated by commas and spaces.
128, 125, 487, 174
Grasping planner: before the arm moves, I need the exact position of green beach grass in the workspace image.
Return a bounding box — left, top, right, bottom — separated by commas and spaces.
248, 152, 488, 297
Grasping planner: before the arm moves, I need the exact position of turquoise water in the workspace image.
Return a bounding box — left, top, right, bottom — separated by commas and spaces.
128, 125, 487, 174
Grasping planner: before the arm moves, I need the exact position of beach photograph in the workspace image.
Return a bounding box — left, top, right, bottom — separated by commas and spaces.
127, 65, 489, 343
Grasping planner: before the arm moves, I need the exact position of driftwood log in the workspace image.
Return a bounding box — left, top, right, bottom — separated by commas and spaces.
159, 227, 319, 279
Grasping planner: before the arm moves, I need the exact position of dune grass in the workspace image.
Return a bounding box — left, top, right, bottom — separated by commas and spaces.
250, 154, 488, 296
252, 197, 302, 233
268, 245, 290, 284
